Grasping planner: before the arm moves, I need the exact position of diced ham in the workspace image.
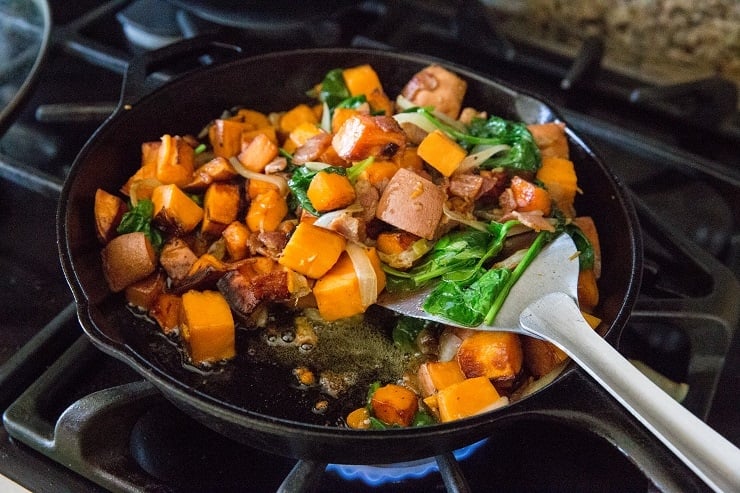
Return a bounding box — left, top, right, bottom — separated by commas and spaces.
159, 238, 198, 281
375, 168, 445, 240
448, 173, 483, 202
217, 269, 292, 318
292, 132, 332, 165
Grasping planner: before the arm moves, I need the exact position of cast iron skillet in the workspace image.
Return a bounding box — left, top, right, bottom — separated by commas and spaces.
57, 37, 704, 490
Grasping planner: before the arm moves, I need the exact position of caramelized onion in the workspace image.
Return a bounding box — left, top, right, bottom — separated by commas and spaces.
454, 144, 510, 175
228, 157, 289, 196
346, 242, 378, 309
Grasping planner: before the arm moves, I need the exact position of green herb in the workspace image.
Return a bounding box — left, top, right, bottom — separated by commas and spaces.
565, 223, 594, 270
194, 143, 207, 154
316, 68, 350, 109
287, 165, 347, 216
116, 199, 164, 250
346, 156, 374, 183
411, 410, 436, 427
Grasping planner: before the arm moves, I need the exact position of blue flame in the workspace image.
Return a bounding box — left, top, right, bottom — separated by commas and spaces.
326, 438, 488, 486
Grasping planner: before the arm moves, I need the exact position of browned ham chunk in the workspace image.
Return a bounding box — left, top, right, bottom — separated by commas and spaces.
331, 114, 406, 162
376, 168, 445, 240
292, 132, 333, 165
401, 65, 467, 119
217, 269, 291, 318
159, 238, 197, 282
448, 173, 483, 202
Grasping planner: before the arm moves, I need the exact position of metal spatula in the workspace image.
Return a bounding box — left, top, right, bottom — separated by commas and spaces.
377, 233, 740, 493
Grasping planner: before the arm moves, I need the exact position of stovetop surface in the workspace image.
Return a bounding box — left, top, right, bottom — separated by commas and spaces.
1, 1, 739, 492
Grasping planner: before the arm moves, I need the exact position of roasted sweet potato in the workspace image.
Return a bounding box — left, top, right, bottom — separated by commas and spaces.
149, 292, 181, 334
125, 271, 165, 310
237, 132, 279, 173
521, 337, 568, 378
306, 171, 356, 212
436, 376, 502, 423
536, 156, 577, 217
456, 331, 523, 391
370, 383, 419, 427
209, 119, 253, 158
417, 360, 466, 397
156, 134, 195, 187
527, 122, 569, 160
508, 176, 552, 215
571, 216, 602, 278
101, 232, 157, 292
221, 221, 250, 261
577, 268, 600, 313
201, 182, 241, 236
151, 184, 204, 235
375, 167, 445, 240
312, 247, 385, 321
331, 114, 406, 162
185, 156, 238, 191
279, 104, 319, 135
278, 222, 346, 279
417, 129, 467, 177
179, 290, 235, 364
246, 189, 288, 233
94, 188, 127, 243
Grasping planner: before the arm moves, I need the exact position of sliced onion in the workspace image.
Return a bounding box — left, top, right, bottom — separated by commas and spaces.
129, 178, 162, 206
492, 248, 527, 270
395, 94, 415, 111
228, 156, 289, 196
346, 242, 378, 309
302, 161, 333, 172
392, 112, 438, 133
311, 203, 363, 229
454, 144, 510, 175
320, 101, 331, 133
442, 204, 489, 231
437, 330, 463, 362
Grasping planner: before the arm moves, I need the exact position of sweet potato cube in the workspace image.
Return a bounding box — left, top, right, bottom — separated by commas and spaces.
536, 156, 577, 217
571, 216, 602, 278
359, 160, 399, 186
94, 188, 127, 243
312, 247, 386, 321
522, 337, 568, 378
343, 64, 384, 97
527, 122, 569, 160
231, 108, 271, 129
202, 183, 241, 236
370, 384, 419, 427
156, 135, 195, 187
417, 130, 467, 177
237, 132, 279, 173
375, 167, 445, 240
436, 376, 501, 423
278, 222, 346, 279
376, 230, 420, 256
101, 232, 157, 292
222, 221, 250, 260
149, 292, 181, 334
306, 171, 356, 212
241, 126, 278, 146
577, 268, 600, 313
331, 107, 361, 134
279, 104, 319, 135
457, 331, 523, 389
151, 184, 204, 235
418, 360, 466, 397
179, 290, 235, 364
283, 121, 322, 154
125, 271, 166, 310
331, 114, 406, 162
209, 119, 254, 158
246, 189, 288, 233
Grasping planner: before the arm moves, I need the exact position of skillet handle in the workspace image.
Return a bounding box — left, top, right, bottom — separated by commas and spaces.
120, 34, 245, 108
521, 292, 740, 493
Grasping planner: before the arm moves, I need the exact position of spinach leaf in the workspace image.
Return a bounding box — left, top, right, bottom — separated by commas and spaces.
287, 165, 347, 216
412, 107, 540, 172
483, 230, 552, 325
565, 224, 595, 270
116, 199, 164, 250
316, 68, 350, 109
424, 268, 511, 326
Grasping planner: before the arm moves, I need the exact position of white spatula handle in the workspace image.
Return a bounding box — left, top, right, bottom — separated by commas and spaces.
521, 292, 740, 493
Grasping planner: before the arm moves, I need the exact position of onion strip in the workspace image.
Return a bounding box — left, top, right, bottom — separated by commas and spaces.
346, 242, 378, 309
392, 112, 438, 133
454, 144, 510, 175
312, 203, 363, 229
228, 156, 289, 196
129, 178, 162, 207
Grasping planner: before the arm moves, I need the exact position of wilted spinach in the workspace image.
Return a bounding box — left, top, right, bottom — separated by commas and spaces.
116, 199, 164, 250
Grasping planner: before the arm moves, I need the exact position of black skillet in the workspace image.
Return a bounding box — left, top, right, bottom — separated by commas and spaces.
56, 37, 708, 490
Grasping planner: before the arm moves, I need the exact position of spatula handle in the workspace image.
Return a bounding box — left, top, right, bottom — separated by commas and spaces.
521, 292, 740, 493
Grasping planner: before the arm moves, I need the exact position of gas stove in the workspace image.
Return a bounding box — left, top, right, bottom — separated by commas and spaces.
1, 1, 738, 492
